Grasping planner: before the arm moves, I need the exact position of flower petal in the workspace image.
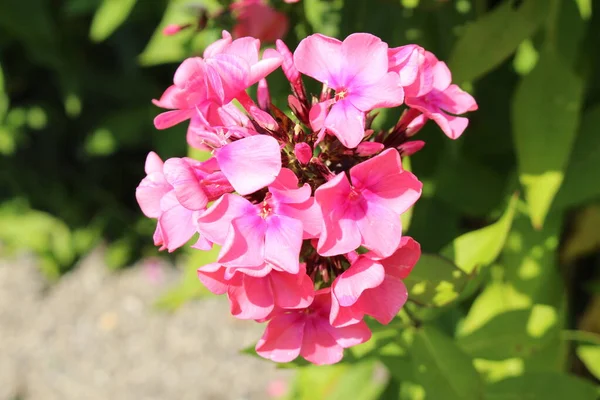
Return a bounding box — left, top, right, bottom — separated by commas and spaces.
197, 263, 229, 295
219, 214, 266, 267
294, 34, 343, 88
332, 258, 385, 307
300, 319, 344, 365
324, 100, 365, 149
229, 275, 274, 320
256, 313, 305, 363
265, 215, 303, 274
341, 33, 388, 87
270, 271, 314, 310
197, 193, 254, 245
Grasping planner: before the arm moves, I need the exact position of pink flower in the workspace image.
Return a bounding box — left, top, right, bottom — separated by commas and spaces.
405, 53, 478, 139
388, 44, 426, 88
255, 289, 371, 365
330, 237, 420, 327
136, 152, 172, 219
197, 262, 314, 320
197, 169, 321, 273
231, 0, 289, 43
294, 33, 404, 148
315, 148, 422, 257
153, 30, 283, 130
162, 23, 185, 36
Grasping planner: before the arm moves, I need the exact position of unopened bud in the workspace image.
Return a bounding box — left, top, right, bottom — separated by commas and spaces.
257, 78, 271, 111
162, 24, 185, 36
398, 140, 425, 156
356, 141, 384, 157
294, 143, 312, 165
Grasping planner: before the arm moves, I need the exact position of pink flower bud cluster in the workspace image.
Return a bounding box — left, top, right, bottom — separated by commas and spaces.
136, 31, 477, 365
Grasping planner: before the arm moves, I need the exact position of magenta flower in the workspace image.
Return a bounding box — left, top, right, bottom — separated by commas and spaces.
294, 33, 404, 148
315, 148, 422, 257
405, 53, 478, 139
197, 262, 314, 320
330, 237, 421, 327
255, 289, 371, 365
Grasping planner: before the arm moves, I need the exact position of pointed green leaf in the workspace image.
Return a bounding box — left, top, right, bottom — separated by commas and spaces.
449, 0, 550, 83
577, 345, 600, 380
441, 194, 518, 274
409, 325, 483, 400
485, 373, 598, 399
512, 50, 583, 228
89, 0, 138, 42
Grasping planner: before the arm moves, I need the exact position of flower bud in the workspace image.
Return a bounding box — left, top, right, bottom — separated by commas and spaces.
397, 140, 425, 156
356, 141, 384, 157
294, 143, 312, 165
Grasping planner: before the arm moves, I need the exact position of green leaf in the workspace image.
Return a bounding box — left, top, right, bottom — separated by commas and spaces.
403, 253, 470, 308
89, 0, 137, 42
457, 307, 559, 360
409, 325, 483, 400
485, 372, 598, 399
304, 0, 343, 38
441, 194, 518, 274
449, 0, 550, 83
577, 345, 600, 380
286, 361, 386, 400
512, 49, 583, 228
554, 105, 600, 209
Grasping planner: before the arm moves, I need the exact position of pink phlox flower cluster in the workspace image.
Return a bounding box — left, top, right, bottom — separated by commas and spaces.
137, 30, 477, 365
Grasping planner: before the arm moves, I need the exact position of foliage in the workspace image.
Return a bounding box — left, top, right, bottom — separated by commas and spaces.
1, 0, 600, 398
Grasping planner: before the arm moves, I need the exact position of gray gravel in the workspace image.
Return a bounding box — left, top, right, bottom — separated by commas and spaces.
0, 249, 291, 400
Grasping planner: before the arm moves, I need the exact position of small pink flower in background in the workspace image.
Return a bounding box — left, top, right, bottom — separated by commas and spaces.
267, 379, 289, 399
330, 237, 420, 327
162, 23, 187, 36
231, 0, 289, 43
255, 289, 371, 365
294, 33, 404, 148
316, 149, 422, 257
137, 29, 478, 365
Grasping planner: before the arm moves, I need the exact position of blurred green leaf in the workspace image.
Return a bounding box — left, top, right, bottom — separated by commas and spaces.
485, 372, 598, 399
0, 62, 8, 122
577, 345, 600, 380
89, 0, 137, 42
449, 0, 550, 83
441, 194, 518, 274
404, 253, 469, 308
512, 49, 583, 228
304, 0, 343, 37
409, 325, 483, 400
554, 105, 600, 209
285, 361, 385, 400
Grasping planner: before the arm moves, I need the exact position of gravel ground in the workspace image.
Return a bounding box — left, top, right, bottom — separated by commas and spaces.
0, 249, 291, 400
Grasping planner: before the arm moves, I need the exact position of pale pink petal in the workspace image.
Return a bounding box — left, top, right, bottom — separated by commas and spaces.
163, 158, 208, 210
207, 54, 249, 101
265, 215, 303, 274
349, 72, 404, 111
203, 30, 233, 58
324, 100, 365, 149
351, 148, 422, 214
300, 319, 344, 365
326, 320, 372, 348
145, 152, 164, 174
136, 173, 171, 218
431, 60, 452, 91
197, 193, 254, 245
341, 33, 388, 87
388, 45, 424, 87
278, 198, 322, 239
294, 34, 343, 88
222, 37, 260, 65
174, 57, 205, 87
256, 314, 305, 363
197, 263, 229, 295
435, 84, 479, 114
309, 101, 331, 133
429, 111, 469, 140
219, 214, 266, 267
191, 235, 213, 251
229, 275, 274, 319
333, 258, 385, 307
248, 48, 283, 86
270, 271, 314, 309
216, 135, 282, 195
158, 191, 197, 252
357, 200, 402, 258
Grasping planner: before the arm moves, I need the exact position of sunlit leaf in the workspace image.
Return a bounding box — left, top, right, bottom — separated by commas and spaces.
89, 0, 137, 42
485, 372, 598, 399
577, 345, 600, 380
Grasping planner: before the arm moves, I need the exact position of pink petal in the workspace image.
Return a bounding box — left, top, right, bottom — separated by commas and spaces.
349, 72, 404, 111
219, 214, 266, 267
388, 45, 424, 87
136, 173, 171, 218
207, 54, 249, 101
309, 101, 332, 133
229, 275, 274, 320
248, 48, 283, 86
174, 57, 205, 87
222, 37, 260, 65
203, 30, 233, 58
154, 109, 195, 130
357, 200, 403, 258
324, 100, 366, 149
300, 319, 344, 365
158, 191, 197, 252
436, 84, 479, 114
380, 236, 421, 279
265, 215, 303, 274
256, 313, 305, 363
278, 198, 322, 239
429, 111, 470, 140
341, 33, 388, 87
145, 152, 164, 174
355, 276, 408, 325
268, 168, 311, 204
326, 320, 372, 348
350, 148, 422, 214
294, 34, 343, 88
163, 158, 208, 210
329, 295, 363, 327
197, 263, 229, 295
216, 135, 282, 195
332, 258, 385, 307
431, 60, 452, 91
270, 271, 314, 309
197, 193, 254, 245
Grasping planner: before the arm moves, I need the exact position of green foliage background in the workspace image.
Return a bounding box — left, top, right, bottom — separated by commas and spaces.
1, 0, 600, 398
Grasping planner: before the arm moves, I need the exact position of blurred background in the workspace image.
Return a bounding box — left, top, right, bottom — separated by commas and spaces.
1, 0, 599, 399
